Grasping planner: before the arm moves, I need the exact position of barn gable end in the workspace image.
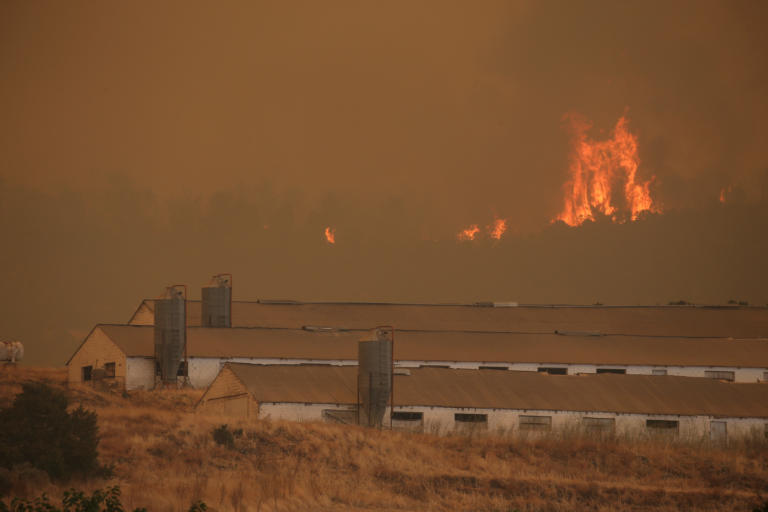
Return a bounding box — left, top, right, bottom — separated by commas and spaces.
66, 327, 127, 386
197, 365, 256, 418
128, 300, 155, 326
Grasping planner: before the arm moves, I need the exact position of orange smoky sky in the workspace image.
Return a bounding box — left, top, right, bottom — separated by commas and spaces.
1, 1, 767, 365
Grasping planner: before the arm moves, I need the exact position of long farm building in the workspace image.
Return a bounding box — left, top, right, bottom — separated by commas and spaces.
67, 324, 768, 389
64, 283, 768, 441
197, 363, 768, 442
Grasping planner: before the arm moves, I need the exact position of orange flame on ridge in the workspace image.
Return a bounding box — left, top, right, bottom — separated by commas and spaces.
555, 114, 660, 226
719, 186, 731, 204
324, 227, 335, 244
457, 224, 480, 241
488, 218, 507, 240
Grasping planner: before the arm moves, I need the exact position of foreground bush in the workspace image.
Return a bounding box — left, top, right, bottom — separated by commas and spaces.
0, 383, 102, 481
0, 486, 207, 512
212, 424, 242, 448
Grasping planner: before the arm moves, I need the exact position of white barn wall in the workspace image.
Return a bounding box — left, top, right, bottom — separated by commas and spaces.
124, 357, 768, 390
397, 361, 768, 382
260, 402, 353, 422
126, 358, 155, 390
256, 402, 768, 441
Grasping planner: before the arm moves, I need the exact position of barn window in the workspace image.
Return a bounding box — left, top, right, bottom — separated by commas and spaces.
177, 361, 188, 377
392, 411, 424, 431
519, 415, 552, 431
104, 362, 116, 378
322, 409, 356, 425
479, 366, 508, 371
652, 369, 667, 376
583, 417, 615, 432
710, 420, 727, 442
538, 367, 567, 375
704, 370, 734, 382
392, 412, 423, 421
455, 413, 487, 424
596, 368, 626, 375
81, 365, 92, 382
646, 419, 679, 434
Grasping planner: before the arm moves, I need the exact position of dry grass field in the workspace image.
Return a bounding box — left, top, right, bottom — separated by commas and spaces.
1, 366, 767, 512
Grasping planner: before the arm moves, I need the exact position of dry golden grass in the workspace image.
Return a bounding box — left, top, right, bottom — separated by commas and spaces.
2, 366, 767, 511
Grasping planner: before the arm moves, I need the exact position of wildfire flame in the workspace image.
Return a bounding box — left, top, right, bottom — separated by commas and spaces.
324, 227, 335, 244
457, 224, 480, 241
555, 114, 660, 226
488, 218, 507, 240
719, 186, 731, 203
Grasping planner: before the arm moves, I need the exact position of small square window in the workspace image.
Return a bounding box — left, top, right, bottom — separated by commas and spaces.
710, 420, 727, 442
455, 413, 487, 423
392, 412, 423, 421
705, 371, 734, 382
392, 411, 424, 431
646, 419, 678, 434
519, 415, 552, 431
104, 362, 116, 378
583, 417, 615, 432
538, 367, 567, 375
322, 409, 356, 425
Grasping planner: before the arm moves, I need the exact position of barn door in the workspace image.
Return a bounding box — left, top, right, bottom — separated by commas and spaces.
710, 421, 727, 443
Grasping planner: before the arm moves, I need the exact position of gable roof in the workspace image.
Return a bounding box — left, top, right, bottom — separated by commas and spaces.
95, 324, 768, 368
128, 299, 768, 338
224, 363, 768, 418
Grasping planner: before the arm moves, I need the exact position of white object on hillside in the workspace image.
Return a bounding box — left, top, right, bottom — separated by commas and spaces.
0, 340, 24, 363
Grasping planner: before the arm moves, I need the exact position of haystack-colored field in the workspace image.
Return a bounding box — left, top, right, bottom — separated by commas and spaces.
1, 366, 766, 511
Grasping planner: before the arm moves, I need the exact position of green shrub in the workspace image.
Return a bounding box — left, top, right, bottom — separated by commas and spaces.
0, 486, 207, 512
212, 425, 234, 448
212, 425, 243, 449
0, 383, 100, 481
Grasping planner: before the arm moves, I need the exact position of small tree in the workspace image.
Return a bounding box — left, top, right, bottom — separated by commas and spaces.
0, 383, 100, 481
0, 486, 208, 512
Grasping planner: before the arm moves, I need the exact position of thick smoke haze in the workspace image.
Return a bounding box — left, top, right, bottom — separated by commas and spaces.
1, 1, 767, 365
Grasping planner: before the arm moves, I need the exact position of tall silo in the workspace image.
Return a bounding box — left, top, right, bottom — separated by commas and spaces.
153, 286, 187, 384
357, 326, 393, 428
201, 274, 232, 328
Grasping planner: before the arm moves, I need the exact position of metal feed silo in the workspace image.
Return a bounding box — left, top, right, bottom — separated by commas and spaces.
201, 274, 232, 328
357, 326, 393, 428
153, 286, 187, 384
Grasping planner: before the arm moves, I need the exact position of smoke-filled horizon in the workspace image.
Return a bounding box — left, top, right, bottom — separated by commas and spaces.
2, 176, 767, 366
1, 1, 767, 365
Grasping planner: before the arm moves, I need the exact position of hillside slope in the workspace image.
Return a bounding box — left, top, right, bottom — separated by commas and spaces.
1, 366, 767, 511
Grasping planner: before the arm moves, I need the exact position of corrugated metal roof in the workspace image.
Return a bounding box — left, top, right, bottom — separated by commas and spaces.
227, 363, 356, 404
225, 363, 768, 418
98, 324, 768, 367
132, 299, 768, 338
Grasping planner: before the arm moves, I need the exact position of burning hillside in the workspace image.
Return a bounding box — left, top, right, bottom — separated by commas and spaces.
555, 114, 661, 226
